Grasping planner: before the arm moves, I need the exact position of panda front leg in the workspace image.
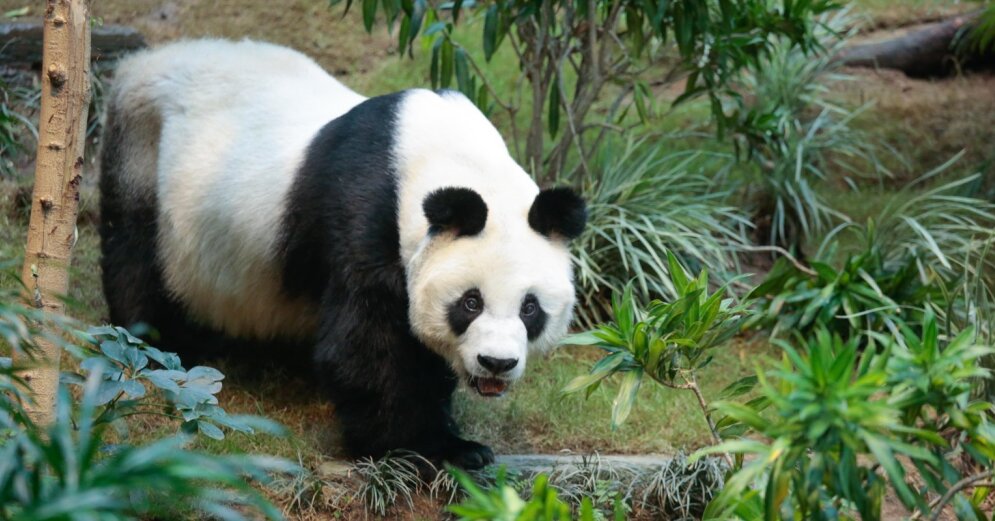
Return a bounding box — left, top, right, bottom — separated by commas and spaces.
314, 289, 495, 470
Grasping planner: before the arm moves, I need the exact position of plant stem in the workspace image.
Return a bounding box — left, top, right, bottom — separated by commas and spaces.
651, 370, 734, 468
683, 374, 733, 467
911, 470, 994, 521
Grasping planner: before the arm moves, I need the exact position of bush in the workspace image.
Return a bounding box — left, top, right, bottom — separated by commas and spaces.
339, 0, 840, 183
571, 141, 750, 327
447, 467, 622, 521
735, 9, 892, 250
748, 171, 995, 343
699, 313, 995, 520
0, 264, 296, 520
564, 252, 746, 437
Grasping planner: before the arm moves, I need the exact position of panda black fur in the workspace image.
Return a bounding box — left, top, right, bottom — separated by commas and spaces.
99, 39, 586, 469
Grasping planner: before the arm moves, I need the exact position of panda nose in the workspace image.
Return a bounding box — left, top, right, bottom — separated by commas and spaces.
477, 355, 519, 375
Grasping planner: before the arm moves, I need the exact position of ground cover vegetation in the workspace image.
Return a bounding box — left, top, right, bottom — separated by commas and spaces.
1, 0, 994, 518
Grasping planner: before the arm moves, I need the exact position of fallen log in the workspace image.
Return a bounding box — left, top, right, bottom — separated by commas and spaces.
0, 21, 145, 64
834, 13, 995, 77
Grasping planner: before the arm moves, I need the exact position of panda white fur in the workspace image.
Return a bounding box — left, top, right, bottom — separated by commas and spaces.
99, 39, 587, 468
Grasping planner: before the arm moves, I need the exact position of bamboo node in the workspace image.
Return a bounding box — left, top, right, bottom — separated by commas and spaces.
47, 141, 65, 151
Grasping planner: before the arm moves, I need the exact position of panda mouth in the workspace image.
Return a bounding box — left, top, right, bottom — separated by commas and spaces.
469, 376, 509, 397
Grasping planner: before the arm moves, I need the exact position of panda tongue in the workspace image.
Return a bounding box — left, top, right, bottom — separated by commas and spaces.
475, 377, 508, 396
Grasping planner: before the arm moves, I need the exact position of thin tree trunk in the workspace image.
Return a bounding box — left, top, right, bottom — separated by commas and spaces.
15, 0, 91, 425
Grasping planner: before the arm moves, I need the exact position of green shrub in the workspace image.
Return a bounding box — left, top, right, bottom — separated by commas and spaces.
698, 312, 995, 520
745, 249, 937, 342
736, 9, 892, 250
563, 252, 746, 436
338, 0, 840, 183
571, 142, 749, 327
748, 172, 995, 343
448, 467, 623, 521
0, 79, 36, 178
0, 263, 296, 520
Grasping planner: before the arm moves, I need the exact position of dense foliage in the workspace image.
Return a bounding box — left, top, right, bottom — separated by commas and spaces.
702, 313, 995, 520
337, 0, 840, 183
561, 249, 995, 519
0, 269, 295, 520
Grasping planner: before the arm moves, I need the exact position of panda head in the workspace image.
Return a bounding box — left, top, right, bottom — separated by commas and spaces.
406, 184, 587, 397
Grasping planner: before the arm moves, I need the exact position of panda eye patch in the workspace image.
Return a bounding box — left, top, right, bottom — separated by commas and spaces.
447, 288, 484, 336
520, 293, 547, 341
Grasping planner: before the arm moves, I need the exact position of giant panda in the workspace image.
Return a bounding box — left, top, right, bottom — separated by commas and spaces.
98, 39, 587, 469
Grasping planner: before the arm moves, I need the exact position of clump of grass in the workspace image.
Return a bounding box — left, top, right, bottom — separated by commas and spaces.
639, 452, 727, 520
351, 451, 426, 516
572, 139, 749, 327
0, 78, 38, 178
738, 8, 897, 251
545, 453, 640, 514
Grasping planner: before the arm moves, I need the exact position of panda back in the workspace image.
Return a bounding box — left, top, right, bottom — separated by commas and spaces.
106, 39, 366, 341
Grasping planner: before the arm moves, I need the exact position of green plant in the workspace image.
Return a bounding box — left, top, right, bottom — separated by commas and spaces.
745, 245, 938, 343
337, 0, 840, 183
0, 261, 296, 520
638, 451, 726, 520
563, 253, 746, 453
749, 169, 995, 344
697, 312, 995, 520
66, 324, 285, 440
448, 467, 621, 521
736, 9, 892, 250
571, 140, 750, 327
1, 368, 295, 521
351, 452, 425, 516
964, 2, 995, 53
0, 79, 37, 178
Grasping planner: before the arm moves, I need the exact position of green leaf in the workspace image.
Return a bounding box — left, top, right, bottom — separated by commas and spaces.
198, 421, 225, 440
483, 4, 499, 61
611, 369, 642, 428
362, 0, 377, 32
454, 47, 472, 97
718, 375, 758, 400
440, 38, 454, 89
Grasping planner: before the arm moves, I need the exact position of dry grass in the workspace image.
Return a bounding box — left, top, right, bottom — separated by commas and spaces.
87, 0, 394, 77
835, 69, 995, 191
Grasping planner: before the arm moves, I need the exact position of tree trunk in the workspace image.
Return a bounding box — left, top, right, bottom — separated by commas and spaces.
15, 0, 91, 425
834, 13, 994, 77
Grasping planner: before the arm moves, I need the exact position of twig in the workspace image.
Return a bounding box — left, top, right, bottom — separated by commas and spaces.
912, 471, 994, 521
737, 244, 816, 276
650, 370, 733, 468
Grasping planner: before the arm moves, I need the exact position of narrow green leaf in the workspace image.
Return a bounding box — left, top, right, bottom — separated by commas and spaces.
611, 370, 642, 428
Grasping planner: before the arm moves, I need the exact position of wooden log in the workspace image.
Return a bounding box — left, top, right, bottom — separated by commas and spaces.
0, 20, 144, 64
834, 13, 994, 77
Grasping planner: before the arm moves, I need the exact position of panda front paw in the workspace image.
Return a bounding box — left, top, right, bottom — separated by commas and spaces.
440, 438, 495, 470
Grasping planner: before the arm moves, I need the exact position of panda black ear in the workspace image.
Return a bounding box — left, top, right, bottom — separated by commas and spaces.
423, 187, 489, 237
528, 187, 587, 240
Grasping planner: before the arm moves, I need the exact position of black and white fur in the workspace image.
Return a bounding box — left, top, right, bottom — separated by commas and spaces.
99, 39, 586, 469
